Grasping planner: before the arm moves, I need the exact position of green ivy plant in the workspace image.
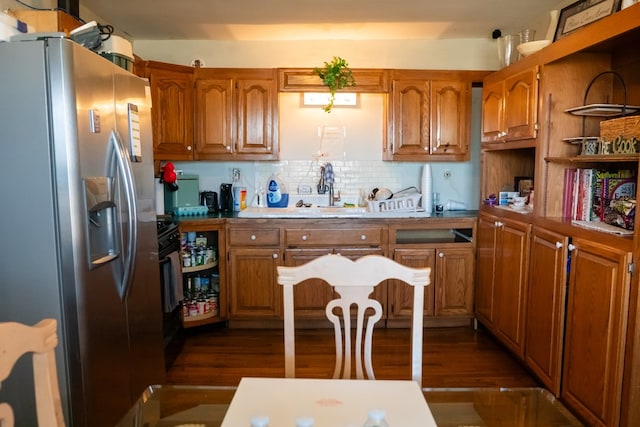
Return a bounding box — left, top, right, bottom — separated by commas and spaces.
313, 56, 356, 113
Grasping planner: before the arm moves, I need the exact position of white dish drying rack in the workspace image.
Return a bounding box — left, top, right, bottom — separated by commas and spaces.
368, 187, 422, 213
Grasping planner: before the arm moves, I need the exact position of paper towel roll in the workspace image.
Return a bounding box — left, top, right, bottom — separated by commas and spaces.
155, 180, 165, 215
421, 164, 433, 212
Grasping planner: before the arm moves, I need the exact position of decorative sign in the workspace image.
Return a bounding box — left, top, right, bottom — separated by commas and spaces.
555, 0, 622, 41
128, 103, 142, 162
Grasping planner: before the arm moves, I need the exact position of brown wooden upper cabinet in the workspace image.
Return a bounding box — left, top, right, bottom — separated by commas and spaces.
481, 65, 540, 144
278, 68, 388, 93
140, 61, 195, 161
194, 68, 278, 160
385, 71, 474, 161
139, 64, 278, 161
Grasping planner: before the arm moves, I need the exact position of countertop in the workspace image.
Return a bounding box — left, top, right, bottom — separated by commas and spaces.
159, 209, 479, 223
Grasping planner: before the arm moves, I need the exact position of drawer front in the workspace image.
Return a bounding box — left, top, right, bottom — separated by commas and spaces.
228, 228, 280, 246
285, 228, 383, 246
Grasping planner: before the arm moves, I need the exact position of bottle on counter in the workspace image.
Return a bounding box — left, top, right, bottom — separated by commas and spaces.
267, 172, 289, 207
295, 416, 314, 427
250, 415, 269, 427
363, 409, 389, 427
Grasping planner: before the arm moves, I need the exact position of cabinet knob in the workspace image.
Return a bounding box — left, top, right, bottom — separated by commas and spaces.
495, 221, 504, 227
187, 145, 192, 151
301, 235, 308, 241
250, 234, 257, 241
424, 146, 429, 151
272, 253, 278, 259
226, 145, 232, 151
555, 242, 563, 249
439, 252, 444, 258
568, 243, 576, 252
360, 234, 367, 241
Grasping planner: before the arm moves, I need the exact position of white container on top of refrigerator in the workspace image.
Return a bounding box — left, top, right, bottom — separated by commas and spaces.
0, 36, 164, 427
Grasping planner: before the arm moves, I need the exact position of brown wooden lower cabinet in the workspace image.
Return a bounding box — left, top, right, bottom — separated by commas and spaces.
391, 247, 474, 319
524, 226, 568, 396
480, 218, 633, 427
225, 219, 476, 327
227, 247, 282, 319
226, 225, 282, 320
561, 237, 632, 427
283, 247, 385, 319
475, 212, 530, 358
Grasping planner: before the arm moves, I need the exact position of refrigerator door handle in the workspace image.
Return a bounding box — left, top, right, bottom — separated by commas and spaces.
108, 129, 138, 300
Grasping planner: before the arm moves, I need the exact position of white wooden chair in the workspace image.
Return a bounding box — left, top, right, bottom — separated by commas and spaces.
0, 319, 66, 427
277, 254, 430, 383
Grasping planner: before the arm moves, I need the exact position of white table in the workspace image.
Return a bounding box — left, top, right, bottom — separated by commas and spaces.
221, 377, 436, 427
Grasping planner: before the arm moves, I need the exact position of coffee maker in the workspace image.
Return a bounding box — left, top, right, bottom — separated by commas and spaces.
219, 183, 233, 212
200, 191, 219, 213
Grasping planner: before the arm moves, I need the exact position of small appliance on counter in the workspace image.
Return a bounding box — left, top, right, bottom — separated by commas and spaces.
220, 183, 234, 212
164, 174, 205, 215
200, 191, 219, 213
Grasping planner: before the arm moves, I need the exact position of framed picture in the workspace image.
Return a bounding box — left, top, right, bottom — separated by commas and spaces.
514, 176, 534, 196
554, 0, 622, 41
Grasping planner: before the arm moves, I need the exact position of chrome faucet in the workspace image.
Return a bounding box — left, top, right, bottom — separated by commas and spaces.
323, 163, 340, 206
317, 166, 327, 194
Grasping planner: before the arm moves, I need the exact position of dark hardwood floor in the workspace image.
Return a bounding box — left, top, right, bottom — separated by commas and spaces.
166, 324, 539, 388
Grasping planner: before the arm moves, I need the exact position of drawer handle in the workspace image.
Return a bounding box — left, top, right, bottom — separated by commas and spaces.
250, 235, 257, 241
301, 235, 308, 241
360, 234, 366, 241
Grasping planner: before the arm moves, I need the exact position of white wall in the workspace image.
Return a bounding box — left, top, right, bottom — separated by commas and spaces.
133, 38, 499, 70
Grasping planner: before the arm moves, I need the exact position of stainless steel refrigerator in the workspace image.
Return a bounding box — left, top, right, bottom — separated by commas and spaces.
0, 36, 164, 426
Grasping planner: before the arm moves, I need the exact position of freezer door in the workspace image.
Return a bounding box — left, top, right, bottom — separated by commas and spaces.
113, 66, 166, 400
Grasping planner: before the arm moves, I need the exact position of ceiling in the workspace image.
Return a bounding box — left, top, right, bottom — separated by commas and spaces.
79, 0, 566, 41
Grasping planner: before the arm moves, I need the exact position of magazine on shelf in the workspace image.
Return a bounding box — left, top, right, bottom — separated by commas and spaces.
563, 167, 636, 231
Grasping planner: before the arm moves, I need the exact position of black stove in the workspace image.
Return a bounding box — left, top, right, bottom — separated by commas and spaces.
157, 221, 180, 259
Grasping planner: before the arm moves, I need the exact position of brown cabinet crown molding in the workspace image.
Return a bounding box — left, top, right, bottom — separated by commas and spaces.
278, 68, 491, 93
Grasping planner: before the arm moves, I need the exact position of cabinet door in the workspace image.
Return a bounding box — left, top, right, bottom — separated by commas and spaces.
481, 80, 504, 143
524, 227, 568, 395
235, 78, 277, 158
194, 77, 234, 158
147, 63, 194, 160
503, 66, 539, 141
475, 214, 499, 324
435, 247, 474, 316
390, 248, 436, 319
337, 247, 387, 316
561, 238, 631, 427
283, 247, 386, 319
431, 80, 470, 160
228, 248, 281, 318
283, 248, 335, 319
389, 79, 430, 157
493, 217, 530, 358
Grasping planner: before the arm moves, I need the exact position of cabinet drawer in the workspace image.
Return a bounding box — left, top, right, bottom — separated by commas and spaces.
228, 228, 280, 246
285, 228, 383, 246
